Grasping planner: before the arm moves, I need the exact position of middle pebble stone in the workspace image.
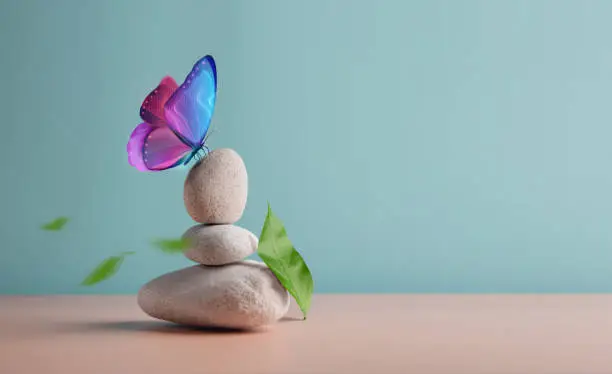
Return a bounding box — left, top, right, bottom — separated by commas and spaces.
182, 224, 258, 266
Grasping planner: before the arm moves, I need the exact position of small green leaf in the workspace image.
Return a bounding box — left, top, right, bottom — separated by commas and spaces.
257, 202, 314, 319
151, 237, 192, 254
81, 252, 134, 286
41, 217, 69, 231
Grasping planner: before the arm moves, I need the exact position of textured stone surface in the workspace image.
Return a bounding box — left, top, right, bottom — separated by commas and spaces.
182, 224, 258, 266
137, 260, 290, 329
184, 148, 248, 224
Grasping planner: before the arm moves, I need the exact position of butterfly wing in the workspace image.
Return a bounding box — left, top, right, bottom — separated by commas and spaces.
139, 76, 179, 126
127, 122, 192, 171
164, 55, 217, 147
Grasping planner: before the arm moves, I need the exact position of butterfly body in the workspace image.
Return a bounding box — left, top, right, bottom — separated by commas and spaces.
127, 55, 217, 172
184, 145, 208, 165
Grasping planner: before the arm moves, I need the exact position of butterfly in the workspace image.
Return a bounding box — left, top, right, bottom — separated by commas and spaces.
127, 55, 217, 171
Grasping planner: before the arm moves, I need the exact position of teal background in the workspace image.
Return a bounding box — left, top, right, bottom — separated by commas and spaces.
2, 0, 612, 294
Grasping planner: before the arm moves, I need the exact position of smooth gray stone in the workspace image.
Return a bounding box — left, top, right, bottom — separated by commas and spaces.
137, 261, 290, 330
182, 224, 258, 266
184, 148, 248, 224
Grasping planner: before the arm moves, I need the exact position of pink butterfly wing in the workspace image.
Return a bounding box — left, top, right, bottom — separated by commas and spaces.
127, 122, 192, 171
139, 76, 179, 126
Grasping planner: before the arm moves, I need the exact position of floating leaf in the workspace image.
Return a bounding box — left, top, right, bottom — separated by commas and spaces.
151, 237, 192, 254
257, 202, 314, 319
81, 252, 135, 286
41, 217, 69, 231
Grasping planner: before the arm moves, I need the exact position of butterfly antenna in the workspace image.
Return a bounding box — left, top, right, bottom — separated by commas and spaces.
203, 127, 219, 145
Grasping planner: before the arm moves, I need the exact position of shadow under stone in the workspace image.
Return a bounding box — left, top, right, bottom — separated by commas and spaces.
56, 320, 265, 335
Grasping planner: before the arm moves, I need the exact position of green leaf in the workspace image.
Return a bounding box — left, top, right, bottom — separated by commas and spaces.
151, 237, 192, 254
257, 202, 314, 319
41, 217, 69, 231
81, 252, 134, 286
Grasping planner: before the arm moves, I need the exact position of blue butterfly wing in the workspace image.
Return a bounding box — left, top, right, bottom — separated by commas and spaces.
164, 55, 217, 149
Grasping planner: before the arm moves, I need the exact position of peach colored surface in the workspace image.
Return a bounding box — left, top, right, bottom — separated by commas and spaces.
2, 294, 612, 374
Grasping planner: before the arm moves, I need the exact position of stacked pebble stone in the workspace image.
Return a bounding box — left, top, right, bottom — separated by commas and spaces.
138, 149, 290, 329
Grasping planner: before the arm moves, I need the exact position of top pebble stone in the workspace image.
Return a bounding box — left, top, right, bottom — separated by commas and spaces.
183, 148, 248, 224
